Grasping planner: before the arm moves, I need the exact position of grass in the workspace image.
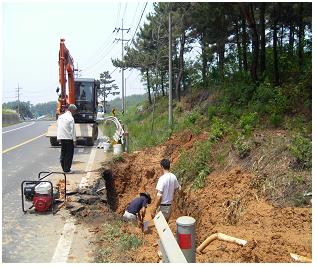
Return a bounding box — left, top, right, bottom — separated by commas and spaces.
95, 221, 143, 263
2, 108, 17, 114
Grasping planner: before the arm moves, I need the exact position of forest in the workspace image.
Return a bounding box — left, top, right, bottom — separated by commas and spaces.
112, 2, 311, 114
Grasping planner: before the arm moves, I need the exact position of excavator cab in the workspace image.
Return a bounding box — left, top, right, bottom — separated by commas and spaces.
74, 78, 100, 123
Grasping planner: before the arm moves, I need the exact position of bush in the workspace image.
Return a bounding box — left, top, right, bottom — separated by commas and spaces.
250, 82, 289, 115
207, 105, 217, 121
222, 71, 254, 106
209, 117, 229, 142
269, 113, 283, 128
184, 111, 200, 125
289, 133, 312, 169
239, 112, 258, 135
172, 140, 213, 186
234, 135, 251, 158
192, 168, 210, 189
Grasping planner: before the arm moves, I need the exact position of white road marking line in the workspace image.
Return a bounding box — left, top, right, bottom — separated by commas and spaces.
2, 122, 35, 134
79, 147, 96, 189
51, 146, 97, 262
51, 218, 76, 263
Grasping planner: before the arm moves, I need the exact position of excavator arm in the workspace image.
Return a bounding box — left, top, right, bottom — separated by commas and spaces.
58, 38, 75, 114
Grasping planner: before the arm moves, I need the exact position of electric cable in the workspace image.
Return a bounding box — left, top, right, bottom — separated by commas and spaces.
128, 2, 148, 47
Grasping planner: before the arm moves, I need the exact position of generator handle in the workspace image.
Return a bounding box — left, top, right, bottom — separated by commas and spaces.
37, 172, 67, 202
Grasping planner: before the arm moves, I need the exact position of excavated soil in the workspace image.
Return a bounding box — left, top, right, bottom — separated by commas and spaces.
97, 130, 312, 263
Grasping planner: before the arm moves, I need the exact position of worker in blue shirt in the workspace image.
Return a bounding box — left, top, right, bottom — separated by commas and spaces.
123, 192, 152, 229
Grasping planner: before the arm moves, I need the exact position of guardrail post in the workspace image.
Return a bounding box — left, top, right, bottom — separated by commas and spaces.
176, 216, 196, 263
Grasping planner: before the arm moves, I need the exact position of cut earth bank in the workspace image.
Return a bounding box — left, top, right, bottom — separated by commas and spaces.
70, 130, 312, 263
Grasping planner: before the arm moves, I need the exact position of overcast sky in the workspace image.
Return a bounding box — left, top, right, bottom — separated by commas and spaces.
1, 1, 153, 104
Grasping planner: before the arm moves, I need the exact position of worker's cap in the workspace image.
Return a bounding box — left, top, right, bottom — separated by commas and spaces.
140, 192, 151, 204
68, 104, 77, 111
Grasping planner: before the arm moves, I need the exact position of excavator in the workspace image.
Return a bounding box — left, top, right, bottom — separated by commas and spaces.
46, 39, 100, 146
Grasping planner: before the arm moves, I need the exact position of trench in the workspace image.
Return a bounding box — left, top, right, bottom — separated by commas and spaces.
100, 169, 118, 211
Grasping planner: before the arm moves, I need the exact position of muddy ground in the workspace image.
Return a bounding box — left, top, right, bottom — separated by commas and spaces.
71, 130, 312, 263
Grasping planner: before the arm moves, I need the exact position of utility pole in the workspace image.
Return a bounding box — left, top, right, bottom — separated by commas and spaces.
125, 78, 127, 113
74, 63, 81, 78
15, 83, 22, 118
168, 13, 173, 127
114, 19, 130, 115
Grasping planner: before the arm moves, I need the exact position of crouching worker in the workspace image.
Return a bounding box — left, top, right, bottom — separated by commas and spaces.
123, 192, 152, 229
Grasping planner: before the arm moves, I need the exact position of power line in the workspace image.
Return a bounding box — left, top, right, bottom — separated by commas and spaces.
115, 2, 122, 28
110, 67, 118, 75
130, 2, 141, 29
81, 41, 118, 72
79, 32, 115, 68
122, 2, 128, 19
129, 2, 148, 46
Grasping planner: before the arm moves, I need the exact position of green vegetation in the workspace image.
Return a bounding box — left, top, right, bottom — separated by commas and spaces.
102, 2, 311, 207
95, 221, 143, 262
106, 94, 146, 112
234, 135, 252, 159
2, 101, 57, 119
289, 133, 312, 169
172, 140, 212, 188
2, 108, 16, 114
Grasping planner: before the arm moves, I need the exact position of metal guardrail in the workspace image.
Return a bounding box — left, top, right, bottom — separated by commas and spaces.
153, 211, 187, 263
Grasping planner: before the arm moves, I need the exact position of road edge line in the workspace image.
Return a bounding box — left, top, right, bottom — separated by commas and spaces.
51, 146, 97, 262
51, 218, 76, 263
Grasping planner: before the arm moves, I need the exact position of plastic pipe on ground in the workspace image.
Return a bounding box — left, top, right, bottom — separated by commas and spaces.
196, 232, 247, 254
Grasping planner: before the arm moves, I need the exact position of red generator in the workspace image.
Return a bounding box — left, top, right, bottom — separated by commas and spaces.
21, 171, 66, 214
33, 182, 53, 212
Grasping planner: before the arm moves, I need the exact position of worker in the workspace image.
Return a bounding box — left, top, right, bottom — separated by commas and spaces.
123, 192, 152, 229
80, 90, 86, 100
150, 159, 181, 222
57, 104, 77, 174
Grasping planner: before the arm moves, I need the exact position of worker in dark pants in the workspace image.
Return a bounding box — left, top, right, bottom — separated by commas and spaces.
123, 192, 152, 230
57, 104, 77, 173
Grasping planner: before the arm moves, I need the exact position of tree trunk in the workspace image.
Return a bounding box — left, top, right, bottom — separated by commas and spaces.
202, 32, 208, 87
241, 18, 248, 72
240, 3, 259, 82
298, 2, 304, 69
217, 9, 225, 78
289, 21, 295, 55
146, 69, 152, 105
235, 20, 243, 72
279, 25, 284, 49
175, 31, 185, 102
273, 5, 280, 86
259, 2, 266, 75
161, 71, 165, 97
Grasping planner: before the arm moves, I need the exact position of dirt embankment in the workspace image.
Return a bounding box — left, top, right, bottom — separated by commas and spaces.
99, 130, 312, 263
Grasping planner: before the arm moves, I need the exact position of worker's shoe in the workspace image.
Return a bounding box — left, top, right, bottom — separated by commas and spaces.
64, 170, 74, 174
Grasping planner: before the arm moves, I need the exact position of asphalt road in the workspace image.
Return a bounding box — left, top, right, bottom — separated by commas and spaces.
1, 121, 93, 262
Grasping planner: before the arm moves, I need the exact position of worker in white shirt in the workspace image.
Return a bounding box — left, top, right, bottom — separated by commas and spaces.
150, 158, 181, 222
57, 104, 77, 173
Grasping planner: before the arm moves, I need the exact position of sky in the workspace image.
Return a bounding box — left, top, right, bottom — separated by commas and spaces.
1, 0, 154, 105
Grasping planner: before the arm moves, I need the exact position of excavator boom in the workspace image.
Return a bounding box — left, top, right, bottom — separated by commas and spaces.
59, 38, 75, 111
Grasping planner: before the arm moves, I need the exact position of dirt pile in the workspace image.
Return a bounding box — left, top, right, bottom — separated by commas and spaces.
98, 131, 312, 263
